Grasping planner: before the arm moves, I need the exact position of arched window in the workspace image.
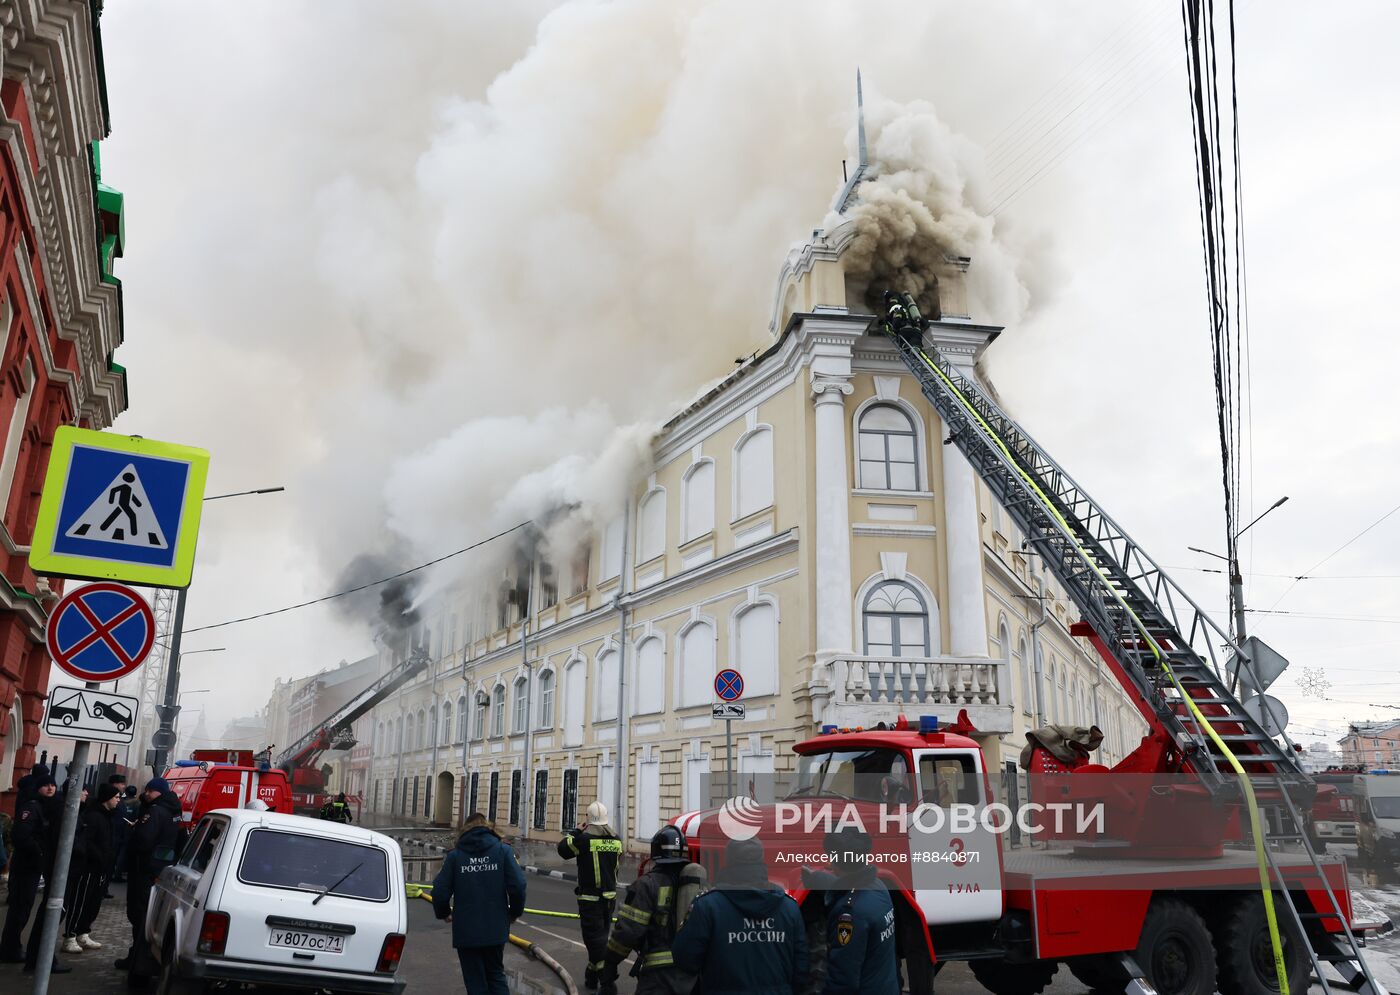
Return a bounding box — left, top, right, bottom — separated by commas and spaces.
1058, 665, 1069, 725
441, 702, 453, 746
473, 692, 488, 740
857, 404, 918, 490
417, 709, 427, 750
635, 637, 664, 715
678, 621, 715, 707
1044, 659, 1056, 724
491, 685, 505, 738
405, 713, 417, 752
375, 722, 383, 751
596, 649, 620, 721
564, 659, 585, 746
637, 489, 666, 563
513, 676, 529, 734
682, 461, 715, 541
538, 669, 556, 728
861, 581, 930, 658
734, 427, 774, 519
0, 708, 18, 793
428, 706, 437, 748
735, 603, 777, 698
395, 716, 403, 753
1016, 634, 1031, 717
456, 695, 467, 742
601, 514, 624, 580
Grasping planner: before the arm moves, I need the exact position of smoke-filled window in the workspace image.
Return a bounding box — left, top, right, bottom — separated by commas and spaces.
682, 460, 715, 541
857, 404, 918, 491
569, 548, 590, 597
678, 621, 714, 708
637, 489, 666, 564
735, 602, 777, 698
601, 515, 624, 580
491, 685, 505, 738
539, 559, 558, 610
734, 427, 774, 520
634, 637, 664, 715
596, 649, 620, 721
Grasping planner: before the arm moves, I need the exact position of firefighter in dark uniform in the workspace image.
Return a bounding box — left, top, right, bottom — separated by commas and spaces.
600, 826, 700, 995
557, 800, 622, 990
800, 828, 899, 995
319, 792, 353, 823
119, 777, 184, 981
0, 770, 69, 972
673, 836, 807, 995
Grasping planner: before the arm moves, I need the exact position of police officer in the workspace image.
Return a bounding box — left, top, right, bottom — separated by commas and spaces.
674, 837, 807, 995
0, 770, 69, 972
433, 812, 526, 995
600, 825, 700, 995
558, 800, 622, 990
119, 777, 184, 981
800, 828, 898, 995
319, 792, 353, 823
111, 785, 138, 883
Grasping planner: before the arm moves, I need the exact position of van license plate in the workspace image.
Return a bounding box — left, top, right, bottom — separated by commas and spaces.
269, 929, 344, 954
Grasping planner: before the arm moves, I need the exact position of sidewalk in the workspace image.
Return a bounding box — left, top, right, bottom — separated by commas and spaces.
375, 821, 641, 884
0, 877, 134, 995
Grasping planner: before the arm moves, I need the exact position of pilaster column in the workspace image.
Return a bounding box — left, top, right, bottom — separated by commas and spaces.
942, 435, 989, 657
812, 372, 855, 656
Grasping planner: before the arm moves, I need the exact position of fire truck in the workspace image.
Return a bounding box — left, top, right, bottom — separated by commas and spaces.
271, 648, 430, 816
674, 297, 1386, 995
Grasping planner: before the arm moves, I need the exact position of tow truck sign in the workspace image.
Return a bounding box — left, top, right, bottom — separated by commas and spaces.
44, 684, 139, 744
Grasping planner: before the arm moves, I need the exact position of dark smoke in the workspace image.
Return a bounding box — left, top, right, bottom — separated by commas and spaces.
333, 550, 422, 651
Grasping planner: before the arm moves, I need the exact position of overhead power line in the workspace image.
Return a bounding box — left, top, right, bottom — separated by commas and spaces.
183, 521, 530, 635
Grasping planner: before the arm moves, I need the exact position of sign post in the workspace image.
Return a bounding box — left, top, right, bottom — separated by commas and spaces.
27, 428, 205, 995
714, 669, 745, 798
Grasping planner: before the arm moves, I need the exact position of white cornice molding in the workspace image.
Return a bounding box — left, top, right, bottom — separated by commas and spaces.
766, 218, 860, 336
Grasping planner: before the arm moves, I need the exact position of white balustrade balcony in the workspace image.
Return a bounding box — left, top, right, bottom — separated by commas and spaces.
803, 654, 1013, 734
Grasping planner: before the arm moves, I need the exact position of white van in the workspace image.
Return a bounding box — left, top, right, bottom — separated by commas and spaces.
147, 808, 407, 995
1356, 772, 1400, 868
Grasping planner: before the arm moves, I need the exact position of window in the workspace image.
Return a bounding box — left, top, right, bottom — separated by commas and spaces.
473, 693, 488, 740
238, 830, 390, 902
533, 771, 548, 830
405, 713, 416, 752
513, 676, 529, 734
1045, 659, 1056, 723
1016, 635, 1031, 716
562, 660, 586, 747
678, 621, 714, 707
601, 515, 624, 580
427, 706, 437, 748
539, 559, 558, 610
487, 772, 500, 824
918, 754, 982, 807
596, 649, 620, 721
862, 581, 930, 658
457, 695, 467, 741
735, 603, 777, 698
441, 703, 452, 746
509, 770, 523, 825
857, 404, 918, 490
682, 461, 715, 540
468, 772, 480, 816
637, 489, 666, 563
0, 357, 35, 517
417, 709, 427, 749
179, 818, 213, 868
561, 769, 579, 831
734, 427, 774, 519
491, 685, 505, 738
569, 548, 591, 597
635, 637, 664, 715
539, 669, 555, 728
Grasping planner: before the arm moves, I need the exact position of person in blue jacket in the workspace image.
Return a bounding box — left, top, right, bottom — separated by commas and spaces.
800, 828, 898, 995
432, 813, 526, 995
674, 836, 807, 995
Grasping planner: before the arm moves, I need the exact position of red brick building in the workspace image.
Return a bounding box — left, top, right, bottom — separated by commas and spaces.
0, 0, 127, 812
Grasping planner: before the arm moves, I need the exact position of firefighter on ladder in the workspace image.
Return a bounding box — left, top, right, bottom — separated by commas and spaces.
599, 826, 705, 995
557, 801, 623, 990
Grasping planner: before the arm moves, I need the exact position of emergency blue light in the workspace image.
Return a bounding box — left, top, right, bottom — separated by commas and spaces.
174, 759, 201, 767
919, 715, 940, 734
821, 724, 838, 735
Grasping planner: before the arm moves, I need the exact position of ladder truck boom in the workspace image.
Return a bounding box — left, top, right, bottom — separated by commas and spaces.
878, 299, 1307, 793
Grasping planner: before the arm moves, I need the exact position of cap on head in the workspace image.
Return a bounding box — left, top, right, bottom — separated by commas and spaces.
823, 826, 873, 868
586, 800, 609, 826
35, 772, 57, 790
97, 783, 120, 804
124, 785, 138, 798
144, 777, 170, 794
725, 837, 766, 869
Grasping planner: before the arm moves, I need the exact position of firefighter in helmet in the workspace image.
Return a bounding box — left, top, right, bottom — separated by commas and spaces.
319, 793, 353, 824
599, 825, 705, 995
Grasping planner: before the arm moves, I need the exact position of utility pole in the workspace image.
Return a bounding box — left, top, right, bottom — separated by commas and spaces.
519, 552, 536, 839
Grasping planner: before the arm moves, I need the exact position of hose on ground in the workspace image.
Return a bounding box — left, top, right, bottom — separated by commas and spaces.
509, 934, 580, 995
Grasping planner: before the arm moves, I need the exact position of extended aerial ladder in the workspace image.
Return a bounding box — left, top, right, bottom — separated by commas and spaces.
878, 294, 1382, 995
273, 647, 430, 814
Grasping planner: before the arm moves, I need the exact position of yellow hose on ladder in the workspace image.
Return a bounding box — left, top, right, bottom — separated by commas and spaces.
910, 340, 1293, 995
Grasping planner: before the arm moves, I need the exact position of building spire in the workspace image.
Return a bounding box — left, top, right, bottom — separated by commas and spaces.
832, 69, 870, 215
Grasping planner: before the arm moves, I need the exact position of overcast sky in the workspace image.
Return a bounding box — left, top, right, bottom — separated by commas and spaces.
94, 2, 1400, 748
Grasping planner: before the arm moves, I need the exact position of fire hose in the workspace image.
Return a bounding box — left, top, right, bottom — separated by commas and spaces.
406, 883, 586, 994
907, 334, 1293, 995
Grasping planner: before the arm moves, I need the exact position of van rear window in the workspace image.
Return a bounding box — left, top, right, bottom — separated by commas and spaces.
238, 829, 389, 902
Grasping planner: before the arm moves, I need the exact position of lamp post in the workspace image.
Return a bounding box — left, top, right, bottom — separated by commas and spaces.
152, 486, 284, 773
1188, 495, 1289, 699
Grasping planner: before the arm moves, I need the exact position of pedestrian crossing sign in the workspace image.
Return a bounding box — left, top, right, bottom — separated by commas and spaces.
29, 427, 209, 588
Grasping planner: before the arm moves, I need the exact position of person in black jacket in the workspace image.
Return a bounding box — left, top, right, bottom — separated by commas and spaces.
600, 826, 699, 995
674, 837, 807, 995
64, 783, 119, 952
558, 800, 623, 989
799, 829, 899, 995
118, 777, 184, 980
21, 772, 69, 973
0, 771, 59, 966
432, 813, 526, 995
111, 785, 138, 883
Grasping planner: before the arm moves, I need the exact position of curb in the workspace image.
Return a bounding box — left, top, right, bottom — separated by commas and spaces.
523, 865, 577, 882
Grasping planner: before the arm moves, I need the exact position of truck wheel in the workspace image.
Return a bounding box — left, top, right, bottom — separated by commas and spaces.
1136, 898, 1216, 995
1068, 956, 1129, 992
970, 958, 1058, 995
1216, 895, 1309, 995
900, 910, 935, 995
